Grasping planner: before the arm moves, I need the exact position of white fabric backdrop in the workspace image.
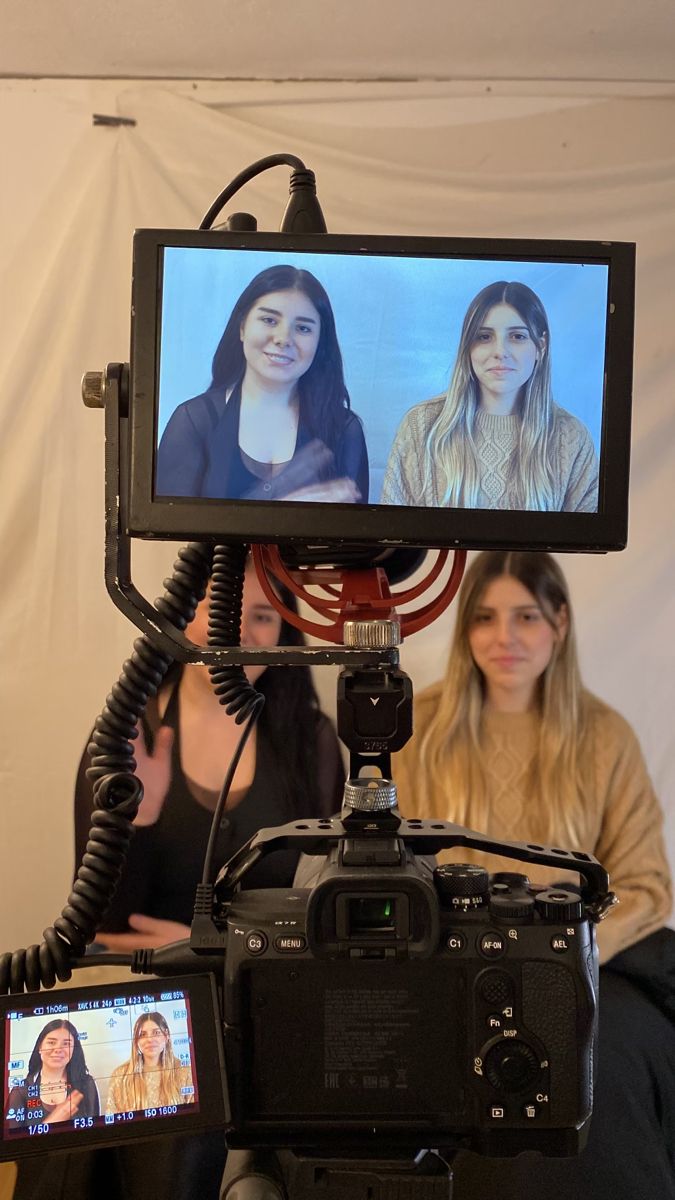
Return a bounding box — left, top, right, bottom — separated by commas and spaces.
1, 79, 673, 951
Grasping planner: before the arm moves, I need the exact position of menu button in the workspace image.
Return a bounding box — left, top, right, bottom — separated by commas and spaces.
274, 935, 307, 953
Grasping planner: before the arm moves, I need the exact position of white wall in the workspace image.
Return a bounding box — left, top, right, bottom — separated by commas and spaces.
0, 78, 673, 957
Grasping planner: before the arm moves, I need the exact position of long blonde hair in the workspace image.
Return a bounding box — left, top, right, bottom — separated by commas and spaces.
113, 1012, 188, 1111
421, 282, 557, 510
417, 551, 588, 845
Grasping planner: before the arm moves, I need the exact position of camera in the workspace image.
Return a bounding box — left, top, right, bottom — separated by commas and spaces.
216, 788, 605, 1160
1, 788, 610, 1166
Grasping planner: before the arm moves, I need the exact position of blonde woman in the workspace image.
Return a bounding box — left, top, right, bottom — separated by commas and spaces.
381, 281, 598, 512
106, 1012, 194, 1114
393, 550, 675, 1199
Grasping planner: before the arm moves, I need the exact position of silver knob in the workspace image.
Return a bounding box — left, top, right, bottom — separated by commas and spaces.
343, 619, 401, 649
343, 778, 398, 812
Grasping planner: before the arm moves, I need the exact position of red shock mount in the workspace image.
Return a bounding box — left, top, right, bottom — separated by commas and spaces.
251, 545, 467, 644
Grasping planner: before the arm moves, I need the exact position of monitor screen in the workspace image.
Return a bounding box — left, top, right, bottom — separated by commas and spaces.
0, 975, 226, 1159
128, 231, 634, 551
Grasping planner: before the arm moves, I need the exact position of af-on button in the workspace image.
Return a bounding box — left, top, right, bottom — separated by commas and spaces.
479, 932, 506, 958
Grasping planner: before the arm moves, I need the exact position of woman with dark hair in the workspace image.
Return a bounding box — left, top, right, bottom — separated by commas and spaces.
12, 558, 346, 1199
73, 556, 345, 949
392, 550, 675, 1200
381, 281, 598, 512
5, 1019, 100, 1126
156, 264, 369, 504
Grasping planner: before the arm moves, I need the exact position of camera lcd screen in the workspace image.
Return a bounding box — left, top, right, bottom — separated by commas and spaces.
238, 958, 465, 1128
129, 231, 634, 551
0, 974, 227, 1160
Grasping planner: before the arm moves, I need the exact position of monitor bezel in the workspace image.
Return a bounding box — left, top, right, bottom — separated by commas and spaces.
128, 230, 634, 552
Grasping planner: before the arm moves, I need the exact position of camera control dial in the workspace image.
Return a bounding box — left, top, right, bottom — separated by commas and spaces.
434, 864, 490, 909
534, 888, 585, 922
489, 893, 535, 921
483, 1039, 541, 1093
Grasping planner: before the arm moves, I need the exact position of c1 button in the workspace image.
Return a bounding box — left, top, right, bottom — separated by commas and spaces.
479, 932, 506, 958
245, 930, 268, 955
445, 932, 467, 953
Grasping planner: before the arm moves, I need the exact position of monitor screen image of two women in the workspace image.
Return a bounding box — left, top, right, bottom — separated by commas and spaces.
154, 248, 608, 515
3, 997, 196, 1140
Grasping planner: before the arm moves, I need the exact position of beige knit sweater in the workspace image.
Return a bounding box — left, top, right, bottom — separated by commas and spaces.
392, 686, 672, 963
381, 397, 599, 512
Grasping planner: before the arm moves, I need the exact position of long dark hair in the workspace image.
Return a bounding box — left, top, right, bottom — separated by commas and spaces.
161, 574, 324, 821
210, 264, 352, 451
27, 1019, 92, 1093
255, 581, 324, 821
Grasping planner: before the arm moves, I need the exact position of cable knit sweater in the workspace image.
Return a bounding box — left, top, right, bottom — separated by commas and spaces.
381, 397, 599, 511
392, 687, 672, 963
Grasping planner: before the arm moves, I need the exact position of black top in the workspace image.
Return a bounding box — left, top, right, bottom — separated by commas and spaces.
74, 686, 345, 931
155, 383, 370, 501
6, 1074, 100, 1126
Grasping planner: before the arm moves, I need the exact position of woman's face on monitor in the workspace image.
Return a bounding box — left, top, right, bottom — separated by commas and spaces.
38, 1028, 75, 1073
239, 289, 321, 390
469, 303, 539, 405
136, 1019, 167, 1061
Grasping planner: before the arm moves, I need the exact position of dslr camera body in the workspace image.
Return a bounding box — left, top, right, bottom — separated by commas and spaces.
217, 785, 606, 1160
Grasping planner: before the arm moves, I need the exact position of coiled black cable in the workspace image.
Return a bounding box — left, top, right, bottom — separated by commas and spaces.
207, 543, 266, 724
0, 542, 213, 995
195, 543, 266, 895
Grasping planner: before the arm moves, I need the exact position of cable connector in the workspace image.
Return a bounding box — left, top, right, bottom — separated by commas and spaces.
131, 939, 224, 977
280, 168, 327, 233
190, 883, 228, 953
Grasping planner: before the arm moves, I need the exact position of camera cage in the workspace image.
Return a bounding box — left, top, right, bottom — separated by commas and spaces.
209, 814, 612, 921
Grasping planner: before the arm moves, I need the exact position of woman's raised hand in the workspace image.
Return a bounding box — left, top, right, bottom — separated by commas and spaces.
47, 1090, 84, 1123
95, 914, 191, 951
132, 724, 174, 827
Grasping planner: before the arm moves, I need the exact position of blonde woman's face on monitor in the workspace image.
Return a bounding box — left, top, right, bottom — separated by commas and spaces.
470, 303, 539, 410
